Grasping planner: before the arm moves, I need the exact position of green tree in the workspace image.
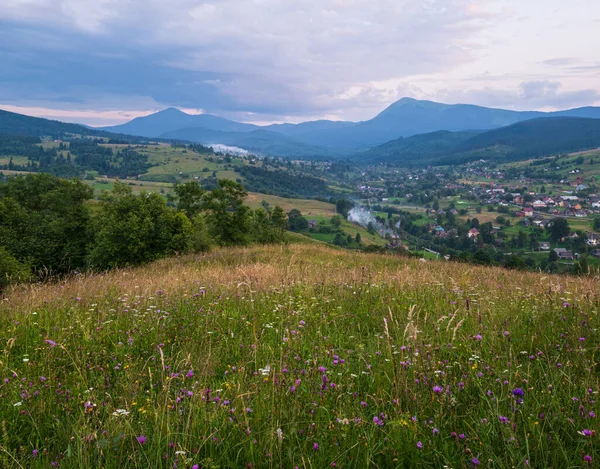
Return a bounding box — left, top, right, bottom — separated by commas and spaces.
173, 181, 205, 218
288, 209, 309, 232
88, 183, 192, 268
593, 217, 600, 231
203, 179, 251, 246
547, 217, 570, 242
0, 246, 31, 289
335, 198, 355, 218
331, 215, 342, 227
355, 233, 361, 244
0, 173, 93, 273
548, 250, 558, 262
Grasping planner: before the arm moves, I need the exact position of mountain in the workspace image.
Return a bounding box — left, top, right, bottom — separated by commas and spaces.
264, 120, 354, 138
359, 116, 600, 165
0, 109, 153, 143
100, 99, 600, 156
0, 109, 106, 138
101, 108, 259, 137
161, 127, 331, 159
357, 130, 483, 164
295, 98, 600, 151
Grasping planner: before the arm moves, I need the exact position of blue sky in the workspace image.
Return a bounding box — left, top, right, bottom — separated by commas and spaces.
1, 0, 599, 125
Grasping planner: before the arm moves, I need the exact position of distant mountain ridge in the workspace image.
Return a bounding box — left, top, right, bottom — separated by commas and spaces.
99, 98, 600, 156
357, 117, 600, 166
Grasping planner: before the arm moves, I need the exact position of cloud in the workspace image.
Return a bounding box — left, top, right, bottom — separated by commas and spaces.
436, 81, 600, 111
0, 0, 492, 121
1, 0, 599, 123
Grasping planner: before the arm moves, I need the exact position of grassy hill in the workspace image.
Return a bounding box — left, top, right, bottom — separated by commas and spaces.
1, 243, 598, 467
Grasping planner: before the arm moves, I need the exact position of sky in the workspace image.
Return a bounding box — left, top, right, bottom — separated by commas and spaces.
1, 0, 599, 126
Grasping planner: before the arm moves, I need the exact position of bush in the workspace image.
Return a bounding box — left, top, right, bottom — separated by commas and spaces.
0, 247, 31, 289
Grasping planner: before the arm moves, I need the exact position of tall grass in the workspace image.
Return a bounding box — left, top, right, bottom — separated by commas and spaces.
0, 245, 598, 467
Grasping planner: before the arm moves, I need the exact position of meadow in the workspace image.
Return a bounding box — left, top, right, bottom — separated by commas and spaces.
0, 244, 599, 468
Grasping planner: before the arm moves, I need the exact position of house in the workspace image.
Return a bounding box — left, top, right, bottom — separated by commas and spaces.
554, 248, 567, 255
539, 242, 550, 251
592, 249, 600, 259
307, 220, 319, 229
558, 250, 575, 260
468, 228, 480, 239
587, 233, 600, 246
523, 208, 534, 217
533, 200, 547, 209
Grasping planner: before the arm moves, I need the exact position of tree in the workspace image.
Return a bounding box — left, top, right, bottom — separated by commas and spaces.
0, 173, 93, 273
88, 183, 192, 268
593, 216, 600, 231
548, 250, 558, 262
355, 233, 361, 244
0, 246, 31, 289
203, 179, 251, 246
173, 181, 205, 218
547, 217, 570, 242
288, 209, 308, 232
333, 233, 348, 246
331, 215, 342, 227
335, 198, 355, 218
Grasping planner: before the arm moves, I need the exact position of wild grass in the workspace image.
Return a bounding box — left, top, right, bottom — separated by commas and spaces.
1, 244, 599, 468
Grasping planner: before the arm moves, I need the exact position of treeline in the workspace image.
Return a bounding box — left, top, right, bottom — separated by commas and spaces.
234, 165, 330, 198
0, 174, 287, 288
0, 136, 152, 179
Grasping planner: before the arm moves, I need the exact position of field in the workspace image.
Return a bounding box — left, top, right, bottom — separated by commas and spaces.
1, 244, 599, 468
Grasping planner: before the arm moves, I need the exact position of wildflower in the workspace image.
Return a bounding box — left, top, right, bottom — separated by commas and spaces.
432, 427, 439, 435
471, 458, 481, 466
432, 385, 443, 394
186, 370, 194, 379
45, 339, 57, 347
373, 416, 384, 426
416, 441, 423, 449
313, 443, 319, 451
584, 455, 592, 463
32, 449, 38, 457
136, 435, 147, 445
579, 429, 593, 436
512, 388, 525, 397
474, 334, 482, 341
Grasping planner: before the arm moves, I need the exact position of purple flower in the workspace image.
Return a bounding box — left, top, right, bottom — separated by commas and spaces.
416, 441, 423, 449
471, 458, 481, 466
432, 385, 443, 394
512, 388, 525, 397
136, 435, 147, 445
584, 455, 592, 463
32, 449, 38, 457
313, 443, 319, 451
499, 415, 510, 424
193, 465, 199, 469
45, 339, 57, 347
373, 416, 384, 426
474, 334, 482, 341
186, 370, 194, 379
582, 429, 593, 436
